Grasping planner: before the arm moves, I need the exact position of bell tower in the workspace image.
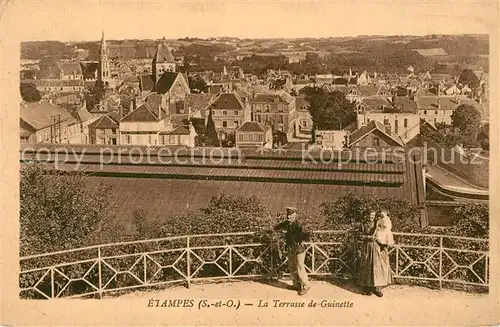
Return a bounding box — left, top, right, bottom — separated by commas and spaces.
99, 31, 111, 83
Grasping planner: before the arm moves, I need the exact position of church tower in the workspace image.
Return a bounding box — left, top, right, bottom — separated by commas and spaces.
152, 37, 176, 82
99, 31, 111, 83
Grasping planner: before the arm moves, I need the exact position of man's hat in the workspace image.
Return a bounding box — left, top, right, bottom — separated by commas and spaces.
286, 207, 298, 215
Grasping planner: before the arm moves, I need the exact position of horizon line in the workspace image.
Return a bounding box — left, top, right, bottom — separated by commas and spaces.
22, 32, 490, 44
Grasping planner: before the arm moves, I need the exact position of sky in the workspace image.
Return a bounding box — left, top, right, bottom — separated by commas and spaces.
2, 0, 498, 42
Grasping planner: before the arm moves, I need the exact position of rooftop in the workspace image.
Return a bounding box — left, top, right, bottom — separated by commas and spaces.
20, 101, 76, 130
20, 143, 425, 225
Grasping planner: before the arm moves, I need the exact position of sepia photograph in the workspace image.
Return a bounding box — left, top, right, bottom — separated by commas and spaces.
1, 0, 498, 325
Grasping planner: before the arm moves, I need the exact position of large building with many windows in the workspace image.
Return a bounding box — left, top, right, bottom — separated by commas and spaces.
250, 92, 296, 139
206, 92, 251, 140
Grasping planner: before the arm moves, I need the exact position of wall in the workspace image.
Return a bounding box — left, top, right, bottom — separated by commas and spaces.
315, 130, 348, 149
358, 112, 420, 143
351, 130, 399, 148
120, 121, 162, 145
419, 109, 453, 126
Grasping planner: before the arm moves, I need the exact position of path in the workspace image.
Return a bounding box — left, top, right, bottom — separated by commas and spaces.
112, 280, 495, 326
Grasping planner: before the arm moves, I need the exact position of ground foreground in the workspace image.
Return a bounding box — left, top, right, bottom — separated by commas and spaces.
112, 280, 495, 326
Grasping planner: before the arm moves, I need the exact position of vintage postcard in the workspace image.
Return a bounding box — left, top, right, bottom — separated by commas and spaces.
1, 0, 499, 325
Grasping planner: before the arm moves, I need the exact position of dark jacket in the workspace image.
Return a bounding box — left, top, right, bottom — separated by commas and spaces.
274, 219, 310, 253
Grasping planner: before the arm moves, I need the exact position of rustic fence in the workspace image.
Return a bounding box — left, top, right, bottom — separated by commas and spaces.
19, 230, 489, 299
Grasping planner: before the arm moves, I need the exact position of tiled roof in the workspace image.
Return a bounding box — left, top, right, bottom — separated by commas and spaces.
209, 93, 245, 110
120, 104, 160, 122
253, 92, 294, 104
58, 62, 83, 76
185, 93, 216, 114
349, 120, 404, 147
415, 96, 462, 111
324, 85, 350, 94
360, 97, 392, 111
22, 144, 426, 223
357, 85, 382, 97
75, 106, 94, 123
80, 62, 99, 79
236, 121, 267, 133
155, 72, 180, 94
392, 97, 418, 113
152, 42, 175, 64
20, 101, 76, 130
88, 115, 119, 129
159, 125, 191, 135
414, 87, 436, 97
138, 74, 155, 93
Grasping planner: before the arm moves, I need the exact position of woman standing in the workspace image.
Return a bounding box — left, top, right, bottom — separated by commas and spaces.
357, 210, 394, 297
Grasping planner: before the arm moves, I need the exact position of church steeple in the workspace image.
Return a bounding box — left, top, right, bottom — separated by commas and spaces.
99, 30, 110, 83
152, 37, 176, 82
100, 30, 107, 55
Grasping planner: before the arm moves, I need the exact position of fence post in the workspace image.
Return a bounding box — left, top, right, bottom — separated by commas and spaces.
51, 268, 55, 299
186, 236, 191, 289
98, 246, 103, 298
439, 236, 443, 290
229, 245, 233, 277
143, 254, 147, 285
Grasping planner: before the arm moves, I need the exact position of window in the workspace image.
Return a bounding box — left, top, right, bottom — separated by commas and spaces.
301, 120, 308, 127
278, 105, 284, 112
404, 118, 408, 128
435, 110, 438, 115
234, 110, 238, 116
234, 121, 239, 128
264, 105, 270, 112
434, 118, 437, 125
148, 135, 152, 144
279, 115, 284, 124
374, 137, 380, 146
395, 120, 398, 134
124, 135, 130, 144
256, 105, 262, 112
257, 115, 261, 123
100, 137, 105, 144
222, 110, 227, 116
424, 110, 427, 115
222, 121, 228, 128
111, 128, 116, 134
169, 135, 176, 144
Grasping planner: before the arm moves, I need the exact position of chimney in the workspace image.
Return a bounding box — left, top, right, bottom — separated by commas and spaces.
158, 105, 162, 120
129, 99, 134, 114
385, 125, 392, 135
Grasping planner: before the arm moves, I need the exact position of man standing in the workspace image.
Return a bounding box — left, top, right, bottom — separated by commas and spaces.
274, 207, 311, 295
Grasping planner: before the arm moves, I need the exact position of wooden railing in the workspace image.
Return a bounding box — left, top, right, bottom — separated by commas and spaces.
19, 231, 489, 299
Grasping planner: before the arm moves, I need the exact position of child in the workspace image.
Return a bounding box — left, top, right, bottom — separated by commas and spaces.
374, 210, 395, 246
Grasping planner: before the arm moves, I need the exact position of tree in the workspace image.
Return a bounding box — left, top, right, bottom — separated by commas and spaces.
302, 86, 357, 142
20, 82, 41, 102
290, 88, 298, 96
477, 123, 489, 151
451, 104, 482, 145
458, 69, 480, 90
205, 109, 220, 147
188, 75, 209, 93
20, 163, 113, 255
85, 79, 106, 110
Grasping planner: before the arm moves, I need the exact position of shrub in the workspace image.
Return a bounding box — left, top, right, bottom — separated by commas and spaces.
20, 163, 113, 256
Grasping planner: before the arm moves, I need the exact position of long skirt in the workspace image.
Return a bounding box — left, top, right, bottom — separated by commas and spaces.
357, 240, 393, 287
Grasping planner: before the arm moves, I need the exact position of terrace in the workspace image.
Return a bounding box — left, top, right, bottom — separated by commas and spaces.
20, 230, 489, 300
